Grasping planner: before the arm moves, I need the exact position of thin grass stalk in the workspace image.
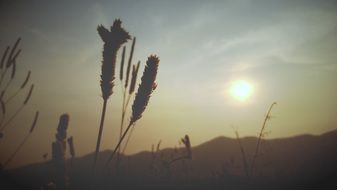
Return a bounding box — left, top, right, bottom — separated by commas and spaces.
234, 130, 249, 177
105, 122, 133, 167
93, 99, 107, 170
67, 136, 75, 172
121, 123, 136, 154
5, 71, 31, 103
118, 61, 140, 156
250, 102, 276, 176
0, 105, 23, 132
3, 110, 39, 168
117, 45, 138, 164
119, 38, 136, 152
93, 20, 130, 171
3, 133, 30, 168
0, 84, 34, 132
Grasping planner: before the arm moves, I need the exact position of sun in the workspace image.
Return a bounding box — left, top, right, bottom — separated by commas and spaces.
230, 80, 253, 101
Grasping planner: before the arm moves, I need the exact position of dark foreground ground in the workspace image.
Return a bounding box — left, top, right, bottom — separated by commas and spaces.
1, 130, 337, 190
1, 170, 337, 190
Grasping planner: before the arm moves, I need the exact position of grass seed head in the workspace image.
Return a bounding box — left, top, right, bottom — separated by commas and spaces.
130, 55, 159, 124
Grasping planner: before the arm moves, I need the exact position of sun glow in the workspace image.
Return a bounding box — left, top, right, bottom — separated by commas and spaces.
230, 80, 253, 101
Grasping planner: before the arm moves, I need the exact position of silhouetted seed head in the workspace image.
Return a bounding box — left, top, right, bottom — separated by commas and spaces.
21, 71, 31, 89
23, 84, 34, 105
129, 61, 140, 94
6, 38, 21, 68
156, 140, 162, 152
56, 113, 69, 141
98, 20, 130, 100
181, 135, 192, 159
0, 99, 5, 115
0, 46, 9, 69
29, 111, 39, 133
119, 46, 126, 81
125, 37, 136, 88
67, 136, 75, 157
130, 55, 159, 124
11, 61, 16, 79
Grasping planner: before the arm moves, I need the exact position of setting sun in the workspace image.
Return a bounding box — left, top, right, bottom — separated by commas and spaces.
230, 80, 253, 101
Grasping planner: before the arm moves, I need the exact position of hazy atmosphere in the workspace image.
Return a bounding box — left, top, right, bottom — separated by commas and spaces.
1, 0, 337, 170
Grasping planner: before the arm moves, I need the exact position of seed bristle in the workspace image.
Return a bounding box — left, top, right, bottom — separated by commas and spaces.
21, 71, 31, 89
29, 111, 39, 133
23, 84, 34, 105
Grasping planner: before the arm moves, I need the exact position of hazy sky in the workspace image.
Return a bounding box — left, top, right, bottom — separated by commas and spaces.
0, 0, 336, 168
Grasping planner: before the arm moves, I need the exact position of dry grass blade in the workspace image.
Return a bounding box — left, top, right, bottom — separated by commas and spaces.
130, 55, 159, 124
29, 111, 39, 133
124, 37, 136, 88
0, 46, 10, 69
23, 84, 34, 105
119, 46, 126, 81
129, 61, 140, 94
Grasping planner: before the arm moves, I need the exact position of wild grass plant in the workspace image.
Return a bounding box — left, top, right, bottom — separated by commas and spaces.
51, 114, 70, 190
250, 102, 277, 176
0, 38, 35, 134
105, 55, 159, 167
93, 19, 131, 170
0, 38, 38, 170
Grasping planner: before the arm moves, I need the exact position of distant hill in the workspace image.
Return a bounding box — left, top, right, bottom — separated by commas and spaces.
2, 130, 337, 190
